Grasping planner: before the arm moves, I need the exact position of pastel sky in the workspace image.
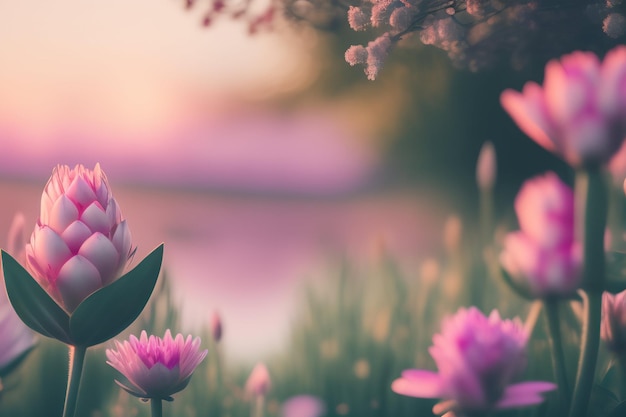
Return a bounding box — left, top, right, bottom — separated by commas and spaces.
0, 1, 376, 193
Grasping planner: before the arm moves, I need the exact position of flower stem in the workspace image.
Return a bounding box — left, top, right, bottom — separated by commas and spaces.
62, 345, 87, 417
151, 398, 163, 417
544, 299, 570, 412
569, 169, 607, 417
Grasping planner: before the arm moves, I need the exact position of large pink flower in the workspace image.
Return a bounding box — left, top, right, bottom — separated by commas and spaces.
106, 330, 208, 401
500, 173, 581, 298
501, 47, 626, 167
25, 164, 133, 312
392, 308, 555, 415
601, 290, 626, 353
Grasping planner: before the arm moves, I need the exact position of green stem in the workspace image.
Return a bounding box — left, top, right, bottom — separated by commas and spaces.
544, 299, 570, 411
151, 398, 163, 417
61, 345, 87, 417
569, 170, 607, 417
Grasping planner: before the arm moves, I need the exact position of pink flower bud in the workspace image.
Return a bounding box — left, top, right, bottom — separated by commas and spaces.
501, 173, 581, 298
391, 308, 555, 414
602, 291, 626, 353
476, 141, 497, 190
501, 46, 626, 167
25, 164, 134, 312
246, 362, 271, 397
106, 330, 207, 400
210, 310, 222, 342
514, 172, 574, 248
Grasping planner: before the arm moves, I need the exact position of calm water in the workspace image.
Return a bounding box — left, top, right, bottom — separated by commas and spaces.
0, 179, 446, 361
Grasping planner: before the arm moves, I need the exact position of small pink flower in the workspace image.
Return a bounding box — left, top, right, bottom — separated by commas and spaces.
602, 291, 626, 353
25, 164, 134, 312
0, 214, 36, 373
246, 363, 271, 397
391, 308, 555, 415
501, 173, 581, 298
501, 47, 626, 167
106, 330, 208, 401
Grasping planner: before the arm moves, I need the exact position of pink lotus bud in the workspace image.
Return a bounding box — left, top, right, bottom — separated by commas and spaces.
391, 307, 555, 415
476, 141, 496, 190
602, 291, 626, 353
246, 362, 271, 397
514, 172, 574, 248
25, 164, 133, 312
106, 330, 208, 400
501, 46, 626, 167
210, 310, 222, 342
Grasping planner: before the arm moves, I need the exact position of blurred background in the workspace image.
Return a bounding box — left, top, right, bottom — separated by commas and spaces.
1, 1, 626, 416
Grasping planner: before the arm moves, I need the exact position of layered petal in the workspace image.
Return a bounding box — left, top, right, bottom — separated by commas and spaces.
25, 164, 133, 312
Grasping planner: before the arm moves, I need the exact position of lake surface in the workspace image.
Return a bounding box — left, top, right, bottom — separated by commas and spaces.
0, 179, 447, 362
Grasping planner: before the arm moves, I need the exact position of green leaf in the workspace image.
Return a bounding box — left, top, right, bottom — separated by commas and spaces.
1, 251, 72, 344
69, 244, 163, 346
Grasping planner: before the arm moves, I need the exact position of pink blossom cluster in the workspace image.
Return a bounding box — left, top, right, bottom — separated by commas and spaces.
341, 0, 624, 78
500, 173, 581, 298
182, 0, 276, 33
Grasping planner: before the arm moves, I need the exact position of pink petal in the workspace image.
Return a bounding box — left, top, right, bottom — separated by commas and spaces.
56, 255, 102, 312
496, 381, 556, 409
391, 370, 443, 399
500, 85, 555, 152
111, 220, 132, 259
48, 195, 79, 235
61, 221, 92, 253
30, 227, 72, 275
65, 176, 97, 209
543, 58, 591, 127
600, 46, 626, 117
78, 232, 120, 285
80, 202, 111, 234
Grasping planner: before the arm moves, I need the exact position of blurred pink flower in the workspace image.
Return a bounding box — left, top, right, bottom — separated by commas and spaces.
501, 232, 581, 297
281, 395, 325, 417
601, 291, 626, 353
501, 47, 626, 167
246, 363, 271, 397
500, 173, 581, 298
391, 308, 555, 415
25, 164, 134, 312
210, 310, 223, 343
0, 213, 36, 374
106, 330, 207, 401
